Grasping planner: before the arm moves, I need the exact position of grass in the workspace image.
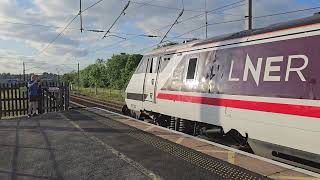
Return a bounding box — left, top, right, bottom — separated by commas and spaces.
71, 87, 125, 103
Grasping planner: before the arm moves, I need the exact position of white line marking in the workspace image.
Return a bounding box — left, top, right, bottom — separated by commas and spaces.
92, 107, 320, 178
70, 101, 86, 108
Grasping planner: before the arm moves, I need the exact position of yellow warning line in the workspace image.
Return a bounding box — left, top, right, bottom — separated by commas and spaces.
144, 126, 155, 131
227, 151, 235, 164
197, 149, 230, 153
114, 118, 131, 122
197, 149, 236, 164
175, 137, 185, 144
269, 176, 320, 180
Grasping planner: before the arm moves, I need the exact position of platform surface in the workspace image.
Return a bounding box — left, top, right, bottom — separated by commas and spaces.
0, 108, 317, 180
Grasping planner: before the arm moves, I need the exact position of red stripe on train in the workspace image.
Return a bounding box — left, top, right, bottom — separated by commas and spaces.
157, 93, 320, 118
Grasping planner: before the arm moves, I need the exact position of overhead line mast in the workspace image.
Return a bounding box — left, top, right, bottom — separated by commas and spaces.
80, 0, 83, 32
102, 1, 131, 39
205, 0, 208, 39
245, 0, 252, 30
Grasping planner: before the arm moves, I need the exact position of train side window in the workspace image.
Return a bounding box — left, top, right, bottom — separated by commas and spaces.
186, 58, 198, 80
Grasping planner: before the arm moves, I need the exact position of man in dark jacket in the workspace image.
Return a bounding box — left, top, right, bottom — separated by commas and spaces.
28, 75, 40, 117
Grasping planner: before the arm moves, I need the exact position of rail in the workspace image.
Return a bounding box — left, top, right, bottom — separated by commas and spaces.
70, 94, 124, 114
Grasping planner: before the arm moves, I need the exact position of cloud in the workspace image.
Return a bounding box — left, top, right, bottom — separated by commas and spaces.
0, 0, 320, 74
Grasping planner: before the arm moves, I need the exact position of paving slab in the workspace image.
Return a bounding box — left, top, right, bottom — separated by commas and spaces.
0, 113, 150, 180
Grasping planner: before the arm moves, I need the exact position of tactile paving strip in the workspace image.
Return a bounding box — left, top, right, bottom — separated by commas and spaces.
81, 109, 270, 180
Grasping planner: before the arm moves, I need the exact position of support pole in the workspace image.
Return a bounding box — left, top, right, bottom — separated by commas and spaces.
80, 0, 83, 32
57, 70, 60, 84
23, 61, 26, 82
205, 0, 208, 39
245, 0, 252, 30
77, 62, 80, 94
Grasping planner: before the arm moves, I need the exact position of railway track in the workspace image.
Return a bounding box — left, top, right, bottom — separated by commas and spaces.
70, 94, 124, 114
70, 94, 248, 148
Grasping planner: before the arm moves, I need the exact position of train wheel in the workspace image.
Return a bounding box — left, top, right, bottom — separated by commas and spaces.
122, 105, 130, 116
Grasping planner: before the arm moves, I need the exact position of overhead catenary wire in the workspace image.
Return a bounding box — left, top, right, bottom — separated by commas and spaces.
159, 8, 184, 43
132, 5, 320, 54
134, 18, 245, 53
21, 0, 158, 72
125, 0, 237, 13
0, 2, 243, 32
105, 34, 127, 40
3, 4, 320, 34
0, 18, 160, 37
37, 14, 80, 56
82, 0, 104, 13
8, 0, 320, 73
102, 1, 131, 39
90, 0, 246, 53
4, 0, 317, 61
148, 0, 246, 34
23, 0, 112, 72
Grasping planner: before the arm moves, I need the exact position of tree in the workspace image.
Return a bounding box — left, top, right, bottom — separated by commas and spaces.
61, 71, 77, 84
122, 54, 143, 88
62, 53, 142, 90
105, 53, 129, 89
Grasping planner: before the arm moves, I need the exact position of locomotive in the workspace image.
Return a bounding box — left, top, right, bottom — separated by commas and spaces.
125, 14, 320, 172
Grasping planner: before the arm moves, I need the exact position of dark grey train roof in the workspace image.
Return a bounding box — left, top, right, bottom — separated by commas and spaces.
195, 13, 320, 46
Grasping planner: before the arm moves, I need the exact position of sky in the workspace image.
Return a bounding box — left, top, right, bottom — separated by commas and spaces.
0, 0, 320, 75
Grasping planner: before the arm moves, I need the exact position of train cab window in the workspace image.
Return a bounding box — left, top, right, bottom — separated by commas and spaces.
159, 57, 171, 72
147, 57, 160, 73
135, 57, 148, 74
186, 58, 198, 80
148, 58, 153, 73
152, 57, 158, 73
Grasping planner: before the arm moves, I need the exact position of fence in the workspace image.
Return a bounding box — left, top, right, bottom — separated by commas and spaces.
0, 82, 69, 119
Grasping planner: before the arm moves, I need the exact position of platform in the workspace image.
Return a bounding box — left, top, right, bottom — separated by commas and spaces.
0, 107, 318, 180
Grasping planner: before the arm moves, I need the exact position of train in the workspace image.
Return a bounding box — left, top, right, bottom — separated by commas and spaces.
124, 13, 320, 172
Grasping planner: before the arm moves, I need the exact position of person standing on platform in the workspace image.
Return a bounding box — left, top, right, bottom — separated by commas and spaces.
28, 75, 40, 117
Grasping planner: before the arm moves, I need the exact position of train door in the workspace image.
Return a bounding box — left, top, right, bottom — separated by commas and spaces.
143, 57, 159, 110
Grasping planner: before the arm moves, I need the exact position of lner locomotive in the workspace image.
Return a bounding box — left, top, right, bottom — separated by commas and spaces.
124, 14, 320, 172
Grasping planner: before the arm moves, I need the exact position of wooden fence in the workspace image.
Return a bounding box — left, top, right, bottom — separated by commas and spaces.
0, 82, 69, 119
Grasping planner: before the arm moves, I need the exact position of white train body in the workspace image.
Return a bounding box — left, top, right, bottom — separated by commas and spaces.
125, 15, 320, 171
